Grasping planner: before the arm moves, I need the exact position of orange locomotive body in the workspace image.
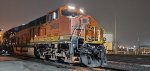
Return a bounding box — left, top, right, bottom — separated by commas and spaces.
3, 6, 107, 67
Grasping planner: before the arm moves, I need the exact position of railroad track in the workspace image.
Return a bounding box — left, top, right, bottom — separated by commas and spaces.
88, 67, 126, 71
12, 55, 125, 71
107, 54, 150, 65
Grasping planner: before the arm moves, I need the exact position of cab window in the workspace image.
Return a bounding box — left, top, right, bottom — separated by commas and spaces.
53, 12, 57, 19
61, 9, 80, 17
48, 13, 52, 21
52, 10, 58, 20
48, 10, 59, 21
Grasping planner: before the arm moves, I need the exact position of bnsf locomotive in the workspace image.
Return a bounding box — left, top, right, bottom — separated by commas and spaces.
3, 6, 107, 67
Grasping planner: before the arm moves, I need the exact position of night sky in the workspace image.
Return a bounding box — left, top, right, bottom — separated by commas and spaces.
0, 0, 150, 46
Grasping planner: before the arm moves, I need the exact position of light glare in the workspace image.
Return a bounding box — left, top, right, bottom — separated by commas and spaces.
80, 9, 84, 13
68, 6, 75, 10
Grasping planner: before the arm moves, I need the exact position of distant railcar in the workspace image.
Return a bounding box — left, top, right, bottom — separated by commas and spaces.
3, 5, 107, 67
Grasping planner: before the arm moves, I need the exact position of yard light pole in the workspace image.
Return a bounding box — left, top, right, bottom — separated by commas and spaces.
114, 16, 117, 54
137, 32, 140, 55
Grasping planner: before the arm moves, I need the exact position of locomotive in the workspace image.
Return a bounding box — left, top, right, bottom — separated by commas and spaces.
3, 5, 107, 67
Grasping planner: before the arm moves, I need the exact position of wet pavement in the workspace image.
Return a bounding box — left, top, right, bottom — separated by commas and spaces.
0, 56, 102, 71
2, 55, 150, 71
0, 56, 69, 71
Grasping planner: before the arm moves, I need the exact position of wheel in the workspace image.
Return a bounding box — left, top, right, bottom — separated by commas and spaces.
45, 55, 50, 60
34, 47, 40, 59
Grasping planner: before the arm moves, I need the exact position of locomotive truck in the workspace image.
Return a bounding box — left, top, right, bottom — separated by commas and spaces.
3, 5, 107, 67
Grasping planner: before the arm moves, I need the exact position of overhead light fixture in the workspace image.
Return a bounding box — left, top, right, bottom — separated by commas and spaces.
68, 5, 75, 10
80, 8, 84, 13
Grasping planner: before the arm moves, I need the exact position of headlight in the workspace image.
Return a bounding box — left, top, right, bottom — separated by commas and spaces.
68, 5, 75, 10
80, 8, 84, 13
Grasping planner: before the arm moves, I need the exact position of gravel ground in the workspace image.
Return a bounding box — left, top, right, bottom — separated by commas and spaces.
107, 61, 150, 71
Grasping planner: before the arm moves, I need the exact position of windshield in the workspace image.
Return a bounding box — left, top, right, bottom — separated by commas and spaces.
61, 9, 81, 17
